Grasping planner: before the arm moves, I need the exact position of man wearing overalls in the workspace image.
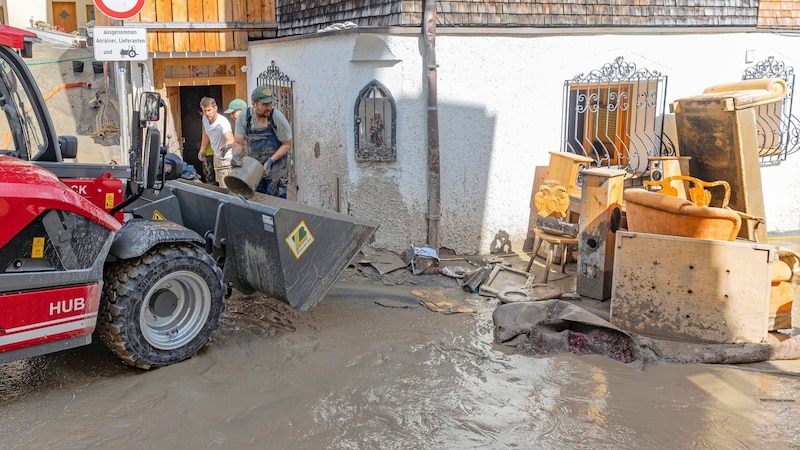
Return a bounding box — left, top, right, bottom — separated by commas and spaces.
230, 87, 292, 198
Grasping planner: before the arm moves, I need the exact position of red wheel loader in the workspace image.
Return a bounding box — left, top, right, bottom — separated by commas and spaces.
0, 30, 377, 369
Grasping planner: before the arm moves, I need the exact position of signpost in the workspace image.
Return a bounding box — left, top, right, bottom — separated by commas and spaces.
92, 0, 147, 167
93, 0, 146, 21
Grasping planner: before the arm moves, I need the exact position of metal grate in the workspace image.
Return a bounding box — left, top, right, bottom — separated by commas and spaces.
561, 56, 674, 177
742, 56, 800, 166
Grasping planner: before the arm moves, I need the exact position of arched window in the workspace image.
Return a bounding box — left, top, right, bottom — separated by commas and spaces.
354, 80, 396, 162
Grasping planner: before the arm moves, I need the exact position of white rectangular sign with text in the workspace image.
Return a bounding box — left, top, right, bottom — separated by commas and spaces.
93, 27, 147, 62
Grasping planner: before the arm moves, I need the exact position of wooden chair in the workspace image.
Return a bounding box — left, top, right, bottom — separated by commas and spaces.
643, 175, 765, 242
525, 182, 579, 283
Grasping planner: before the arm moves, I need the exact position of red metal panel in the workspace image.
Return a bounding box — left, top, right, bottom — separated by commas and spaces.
0, 284, 101, 353
0, 25, 37, 50
63, 172, 125, 223
0, 156, 122, 248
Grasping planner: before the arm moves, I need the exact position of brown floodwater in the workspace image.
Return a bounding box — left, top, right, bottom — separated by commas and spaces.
1, 281, 799, 449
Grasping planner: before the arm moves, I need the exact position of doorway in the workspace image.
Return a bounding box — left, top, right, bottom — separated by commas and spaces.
52, 2, 78, 33
180, 85, 223, 182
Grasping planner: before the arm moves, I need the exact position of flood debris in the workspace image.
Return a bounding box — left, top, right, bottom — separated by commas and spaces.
400, 244, 440, 275
457, 265, 492, 293
438, 266, 468, 278
497, 284, 563, 304
412, 288, 476, 314
358, 246, 408, 275
493, 300, 800, 367
374, 298, 414, 309
479, 264, 535, 297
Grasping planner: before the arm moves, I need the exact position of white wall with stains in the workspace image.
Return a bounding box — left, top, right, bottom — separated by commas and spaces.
248, 30, 800, 254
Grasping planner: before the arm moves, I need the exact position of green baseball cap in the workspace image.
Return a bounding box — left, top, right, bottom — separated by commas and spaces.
224, 98, 247, 113
251, 87, 274, 104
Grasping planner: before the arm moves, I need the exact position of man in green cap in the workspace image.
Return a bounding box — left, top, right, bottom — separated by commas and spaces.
230, 87, 292, 198
224, 98, 247, 120
222, 98, 247, 162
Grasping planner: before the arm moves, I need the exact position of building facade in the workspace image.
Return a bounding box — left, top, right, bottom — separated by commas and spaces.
86, 1, 800, 254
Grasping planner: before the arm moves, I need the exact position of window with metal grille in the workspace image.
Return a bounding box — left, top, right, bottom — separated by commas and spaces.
354, 80, 396, 162
742, 56, 800, 166
562, 56, 674, 176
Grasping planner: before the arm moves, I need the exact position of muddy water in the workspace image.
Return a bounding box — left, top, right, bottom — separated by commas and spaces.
1, 283, 799, 449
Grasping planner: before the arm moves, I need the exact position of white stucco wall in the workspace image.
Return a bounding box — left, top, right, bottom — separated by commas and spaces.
7, 1, 94, 29
8, 2, 47, 29
248, 29, 800, 254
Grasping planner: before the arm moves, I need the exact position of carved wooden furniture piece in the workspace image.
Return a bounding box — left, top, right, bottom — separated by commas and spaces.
526, 182, 579, 283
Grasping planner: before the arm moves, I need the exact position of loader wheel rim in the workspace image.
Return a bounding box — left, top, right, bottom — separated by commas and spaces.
139, 270, 211, 350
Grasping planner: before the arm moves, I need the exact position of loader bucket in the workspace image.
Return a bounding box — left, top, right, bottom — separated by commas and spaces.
135, 181, 378, 310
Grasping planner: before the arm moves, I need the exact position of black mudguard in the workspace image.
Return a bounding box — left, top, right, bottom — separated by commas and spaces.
110, 218, 205, 260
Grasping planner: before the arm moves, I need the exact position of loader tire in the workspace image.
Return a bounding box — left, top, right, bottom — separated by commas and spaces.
98, 243, 225, 369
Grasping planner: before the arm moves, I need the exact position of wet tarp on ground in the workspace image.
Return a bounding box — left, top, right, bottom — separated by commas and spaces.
493, 300, 800, 368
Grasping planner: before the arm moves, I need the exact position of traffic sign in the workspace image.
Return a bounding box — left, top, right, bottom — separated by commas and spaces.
93, 0, 146, 21
93, 27, 147, 61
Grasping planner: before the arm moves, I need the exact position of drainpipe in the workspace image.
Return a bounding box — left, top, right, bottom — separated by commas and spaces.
423, 0, 441, 251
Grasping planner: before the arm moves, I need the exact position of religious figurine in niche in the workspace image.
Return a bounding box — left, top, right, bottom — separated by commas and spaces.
369, 112, 384, 147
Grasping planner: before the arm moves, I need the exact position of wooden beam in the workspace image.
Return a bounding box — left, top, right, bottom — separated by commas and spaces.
135, 0, 158, 50
160, 76, 240, 88
218, 0, 234, 51
187, 0, 205, 52
247, 0, 262, 39
155, 0, 174, 52
203, 0, 220, 52
261, 0, 274, 22
171, 0, 190, 52
232, 0, 249, 50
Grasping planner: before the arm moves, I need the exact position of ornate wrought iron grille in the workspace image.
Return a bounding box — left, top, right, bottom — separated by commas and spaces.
561, 56, 674, 177
256, 60, 295, 155
354, 80, 396, 162
742, 56, 800, 166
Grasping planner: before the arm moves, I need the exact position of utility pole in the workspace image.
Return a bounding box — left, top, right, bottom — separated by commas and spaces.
423, 0, 441, 252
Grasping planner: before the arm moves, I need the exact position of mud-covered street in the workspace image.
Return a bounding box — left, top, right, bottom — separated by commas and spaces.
2, 260, 799, 449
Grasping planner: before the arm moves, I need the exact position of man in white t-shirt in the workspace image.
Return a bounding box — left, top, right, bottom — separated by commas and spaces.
198, 97, 234, 188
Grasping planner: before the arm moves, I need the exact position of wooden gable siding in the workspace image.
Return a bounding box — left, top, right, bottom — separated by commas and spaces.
95, 0, 276, 52
277, 0, 759, 37
758, 1, 800, 29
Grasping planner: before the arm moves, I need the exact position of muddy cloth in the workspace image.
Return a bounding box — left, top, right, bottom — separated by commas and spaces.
493, 300, 800, 367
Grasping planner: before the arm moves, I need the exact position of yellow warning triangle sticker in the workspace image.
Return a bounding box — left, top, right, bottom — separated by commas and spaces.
152, 210, 166, 220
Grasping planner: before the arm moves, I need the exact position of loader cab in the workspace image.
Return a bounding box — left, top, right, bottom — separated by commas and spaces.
0, 37, 75, 163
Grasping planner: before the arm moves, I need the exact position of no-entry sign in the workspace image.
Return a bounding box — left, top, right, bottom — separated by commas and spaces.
93, 0, 146, 21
